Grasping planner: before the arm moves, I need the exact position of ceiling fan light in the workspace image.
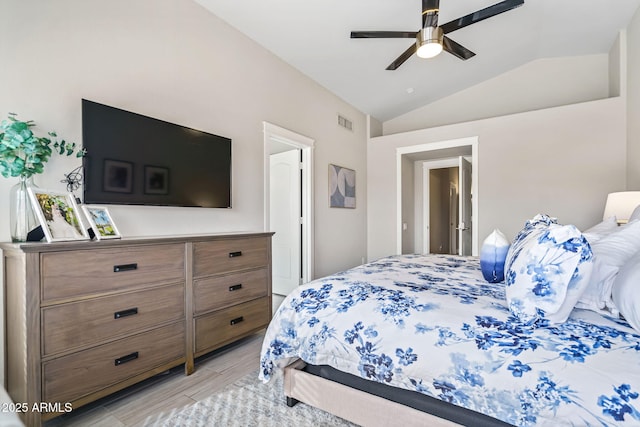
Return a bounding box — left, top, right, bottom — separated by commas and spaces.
417, 41, 443, 58
416, 26, 443, 59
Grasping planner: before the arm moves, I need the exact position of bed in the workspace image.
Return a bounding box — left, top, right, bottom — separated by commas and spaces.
259, 215, 640, 426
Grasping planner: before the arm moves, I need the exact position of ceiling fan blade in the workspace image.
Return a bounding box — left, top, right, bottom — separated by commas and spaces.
351, 31, 416, 39
422, 0, 439, 28
386, 44, 417, 70
442, 36, 475, 60
439, 0, 524, 34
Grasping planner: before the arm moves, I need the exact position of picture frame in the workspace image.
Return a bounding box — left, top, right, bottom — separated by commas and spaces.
144, 165, 169, 195
81, 205, 122, 240
329, 164, 356, 208
27, 188, 90, 242
103, 159, 133, 193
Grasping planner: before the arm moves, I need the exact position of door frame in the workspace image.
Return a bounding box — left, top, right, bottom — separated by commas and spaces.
458, 156, 472, 256
263, 122, 314, 284
396, 136, 479, 256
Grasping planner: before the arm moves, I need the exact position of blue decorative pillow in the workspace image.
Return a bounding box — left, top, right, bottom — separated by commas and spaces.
480, 229, 510, 283
505, 215, 594, 325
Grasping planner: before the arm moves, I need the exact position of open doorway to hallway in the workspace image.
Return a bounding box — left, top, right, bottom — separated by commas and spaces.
421, 155, 472, 256
428, 165, 459, 255
263, 122, 314, 314
397, 137, 478, 256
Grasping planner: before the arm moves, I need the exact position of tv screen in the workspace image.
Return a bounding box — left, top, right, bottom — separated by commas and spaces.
82, 99, 232, 208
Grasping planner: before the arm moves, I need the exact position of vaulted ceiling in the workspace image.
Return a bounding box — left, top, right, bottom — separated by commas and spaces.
195, 0, 640, 121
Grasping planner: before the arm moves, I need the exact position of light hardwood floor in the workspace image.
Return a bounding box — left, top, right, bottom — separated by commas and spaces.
44, 332, 265, 427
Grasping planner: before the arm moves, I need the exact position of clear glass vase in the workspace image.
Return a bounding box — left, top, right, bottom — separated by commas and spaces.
9, 175, 38, 242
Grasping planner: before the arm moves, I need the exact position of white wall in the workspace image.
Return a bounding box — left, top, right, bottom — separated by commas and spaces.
0, 0, 367, 275
384, 55, 610, 134
628, 7, 640, 189
0, 0, 368, 384
368, 98, 626, 261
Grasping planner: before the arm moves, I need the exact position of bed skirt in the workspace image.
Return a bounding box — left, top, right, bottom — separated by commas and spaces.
283, 359, 512, 427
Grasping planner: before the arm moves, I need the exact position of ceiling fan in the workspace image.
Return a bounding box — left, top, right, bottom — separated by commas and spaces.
350, 0, 524, 70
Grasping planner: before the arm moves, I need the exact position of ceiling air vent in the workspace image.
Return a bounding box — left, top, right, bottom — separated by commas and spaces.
337, 114, 353, 131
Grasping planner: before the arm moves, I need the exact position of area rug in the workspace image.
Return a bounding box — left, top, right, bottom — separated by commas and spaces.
144, 372, 357, 427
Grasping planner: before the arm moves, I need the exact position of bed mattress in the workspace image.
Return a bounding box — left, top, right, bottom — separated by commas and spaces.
260, 254, 640, 426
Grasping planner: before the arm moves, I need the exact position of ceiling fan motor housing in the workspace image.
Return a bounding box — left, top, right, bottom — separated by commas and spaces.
416, 26, 443, 58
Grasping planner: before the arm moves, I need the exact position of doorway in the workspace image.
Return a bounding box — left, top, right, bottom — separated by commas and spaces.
263, 122, 314, 313
396, 137, 478, 256
270, 148, 302, 297
425, 163, 459, 254
421, 156, 472, 256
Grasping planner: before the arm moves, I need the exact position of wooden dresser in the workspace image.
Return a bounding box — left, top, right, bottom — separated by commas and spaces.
1, 232, 273, 426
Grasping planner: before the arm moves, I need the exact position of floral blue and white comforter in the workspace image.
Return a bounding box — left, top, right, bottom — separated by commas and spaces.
259, 254, 640, 426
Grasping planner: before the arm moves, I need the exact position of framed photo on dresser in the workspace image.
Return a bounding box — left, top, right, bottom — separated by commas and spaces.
81, 205, 121, 240
27, 188, 90, 242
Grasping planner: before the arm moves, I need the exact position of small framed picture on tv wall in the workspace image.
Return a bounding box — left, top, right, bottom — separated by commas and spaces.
144, 165, 169, 195
103, 159, 133, 193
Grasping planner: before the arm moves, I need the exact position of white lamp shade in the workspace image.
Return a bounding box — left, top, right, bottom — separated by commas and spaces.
603, 191, 640, 223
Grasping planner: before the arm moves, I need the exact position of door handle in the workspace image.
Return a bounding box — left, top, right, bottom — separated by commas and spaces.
456, 221, 469, 231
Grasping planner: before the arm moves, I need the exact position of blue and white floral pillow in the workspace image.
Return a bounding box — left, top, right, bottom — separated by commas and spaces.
505, 214, 594, 325
504, 214, 558, 272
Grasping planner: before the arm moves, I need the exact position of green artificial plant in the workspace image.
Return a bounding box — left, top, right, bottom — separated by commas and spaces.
0, 112, 85, 179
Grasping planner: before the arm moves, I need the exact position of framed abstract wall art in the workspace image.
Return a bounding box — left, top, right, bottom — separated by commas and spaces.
329, 164, 355, 208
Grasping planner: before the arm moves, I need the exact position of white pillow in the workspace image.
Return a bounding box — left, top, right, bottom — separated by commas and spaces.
581, 216, 618, 244
629, 205, 640, 223
576, 220, 640, 313
506, 218, 593, 325
611, 250, 640, 332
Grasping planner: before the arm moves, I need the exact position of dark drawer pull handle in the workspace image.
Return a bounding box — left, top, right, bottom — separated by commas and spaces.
115, 351, 139, 366
230, 316, 244, 326
114, 263, 138, 273
229, 284, 243, 292
114, 307, 138, 319
229, 251, 243, 258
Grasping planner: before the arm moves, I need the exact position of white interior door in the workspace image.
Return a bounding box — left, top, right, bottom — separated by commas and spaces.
458, 156, 472, 256
449, 182, 458, 255
270, 150, 301, 296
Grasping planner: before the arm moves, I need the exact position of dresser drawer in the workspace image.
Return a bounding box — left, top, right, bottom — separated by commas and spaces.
193, 237, 269, 277
43, 321, 185, 404
41, 244, 185, 301
194, 297, 270, 354
42, 284, 185, 356
194, 268, 268, 315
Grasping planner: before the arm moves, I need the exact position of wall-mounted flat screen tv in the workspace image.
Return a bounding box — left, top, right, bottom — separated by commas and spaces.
82, 99, 232, 208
